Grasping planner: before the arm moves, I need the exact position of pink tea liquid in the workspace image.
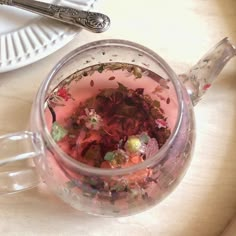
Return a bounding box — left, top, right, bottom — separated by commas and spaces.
44, 63, 181, 213
45, 63, 178, 169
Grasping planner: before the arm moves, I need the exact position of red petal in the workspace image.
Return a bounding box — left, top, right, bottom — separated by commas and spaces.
203, 84, 211, 90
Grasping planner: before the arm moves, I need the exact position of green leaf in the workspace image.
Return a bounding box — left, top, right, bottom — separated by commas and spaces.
104, 151, 115, 161
51, 122, 68, 142
140, 133, 150, 144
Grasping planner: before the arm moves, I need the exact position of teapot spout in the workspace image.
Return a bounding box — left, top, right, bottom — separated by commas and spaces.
179, 37, 236, 105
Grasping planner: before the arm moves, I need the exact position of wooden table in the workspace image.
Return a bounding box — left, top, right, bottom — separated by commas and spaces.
0, 0, 235, 235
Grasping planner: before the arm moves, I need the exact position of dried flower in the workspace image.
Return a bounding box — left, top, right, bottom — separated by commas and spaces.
78, 108, 103, 130
145, 138, 159, 159
125, 136, 142, 154
57, 87, 71, 101
155, 118, 168, 128
104, 150, 129, 168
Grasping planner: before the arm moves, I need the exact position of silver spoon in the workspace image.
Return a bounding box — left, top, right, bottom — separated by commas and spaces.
0, 0, 110, 33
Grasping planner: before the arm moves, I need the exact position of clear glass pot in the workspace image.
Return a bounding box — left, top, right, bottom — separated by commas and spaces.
0, 38, 235, 217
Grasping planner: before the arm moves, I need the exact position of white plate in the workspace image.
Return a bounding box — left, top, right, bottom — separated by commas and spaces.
0, 0, 97, 73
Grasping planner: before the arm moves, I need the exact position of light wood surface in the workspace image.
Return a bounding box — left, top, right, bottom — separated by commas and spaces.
0, 0, 236, 235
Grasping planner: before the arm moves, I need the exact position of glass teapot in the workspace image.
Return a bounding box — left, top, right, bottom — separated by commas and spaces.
0, 38, 235, 217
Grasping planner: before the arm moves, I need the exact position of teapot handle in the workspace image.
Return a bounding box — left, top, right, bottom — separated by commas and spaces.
0, 131, 44, 195
179, 37, 236, 105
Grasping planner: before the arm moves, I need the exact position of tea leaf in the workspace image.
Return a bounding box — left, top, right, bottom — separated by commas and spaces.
51, 122, 68, 142
84, 144, 101, 160
135, 88, 144, 95
87, 178, 98, 186
133, 66, 142, 79
83, 72, 88, 76
117, 104, 137, 116
153, 100, 160, 108
110, 183, 125, 192
99, 88, 115, 98
86, 96, 96, 108
90, 80, 94, 87
66, 180, 77, 188
117, 82, 128, 92
151, 108, 159, 117
107, 63, 123, 70
97, 64, 105, 73
109, 76, 116, 80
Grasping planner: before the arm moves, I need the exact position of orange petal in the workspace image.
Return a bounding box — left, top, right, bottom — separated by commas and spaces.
100, 161, 112, 169
131, 155, 141, 164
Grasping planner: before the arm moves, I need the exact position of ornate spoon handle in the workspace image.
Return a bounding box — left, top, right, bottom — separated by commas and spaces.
0, 0, 110, 33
